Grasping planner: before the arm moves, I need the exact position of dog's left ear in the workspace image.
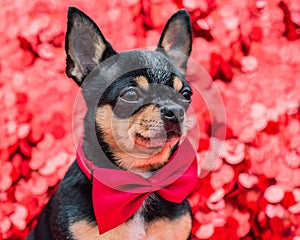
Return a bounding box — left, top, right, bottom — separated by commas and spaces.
65, 7, 117, 86
157, 10, 192, 75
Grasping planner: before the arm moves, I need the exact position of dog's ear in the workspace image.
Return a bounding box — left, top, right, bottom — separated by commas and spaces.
65, 7, 117, 86
157, 10, 192, 75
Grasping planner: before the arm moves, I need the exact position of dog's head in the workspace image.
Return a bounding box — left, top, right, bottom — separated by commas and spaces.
66, 7, 193, 172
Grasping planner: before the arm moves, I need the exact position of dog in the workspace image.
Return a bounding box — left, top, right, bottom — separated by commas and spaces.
27, 6, 196, 240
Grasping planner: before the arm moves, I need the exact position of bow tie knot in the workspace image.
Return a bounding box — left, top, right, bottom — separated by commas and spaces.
148, 177, 162, 192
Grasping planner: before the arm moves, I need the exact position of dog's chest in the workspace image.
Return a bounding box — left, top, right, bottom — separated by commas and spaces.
70, 212, 191, 240
70, 214, 146, 240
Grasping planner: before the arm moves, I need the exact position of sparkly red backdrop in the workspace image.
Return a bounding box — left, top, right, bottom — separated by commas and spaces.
0, 0, 300, 239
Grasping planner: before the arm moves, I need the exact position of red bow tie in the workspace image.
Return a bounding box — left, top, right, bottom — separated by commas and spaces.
76, 138, 198, 234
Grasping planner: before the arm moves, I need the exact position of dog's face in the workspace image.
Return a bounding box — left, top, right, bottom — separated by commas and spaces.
66, 7, 193, 172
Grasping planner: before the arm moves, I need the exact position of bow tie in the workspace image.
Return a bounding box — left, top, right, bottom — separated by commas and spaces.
76, 137, 198, 234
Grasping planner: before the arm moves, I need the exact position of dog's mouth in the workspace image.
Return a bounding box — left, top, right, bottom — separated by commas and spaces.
134, 133, 165, 148
134, 132, 179, 149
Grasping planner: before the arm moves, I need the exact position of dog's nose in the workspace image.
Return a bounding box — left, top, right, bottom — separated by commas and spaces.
161, 106, 185, 123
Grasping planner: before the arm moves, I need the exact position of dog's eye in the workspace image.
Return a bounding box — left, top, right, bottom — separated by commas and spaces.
181, 89, 192, 102
119, 87, 141, 103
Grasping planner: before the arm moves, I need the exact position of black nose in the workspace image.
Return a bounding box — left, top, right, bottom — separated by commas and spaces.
161, 106, 185, 123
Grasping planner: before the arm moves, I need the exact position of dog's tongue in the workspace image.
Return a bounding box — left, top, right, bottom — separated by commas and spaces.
134, 135, 166, 148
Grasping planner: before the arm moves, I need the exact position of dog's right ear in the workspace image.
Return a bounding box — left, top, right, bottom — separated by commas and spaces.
65, 7, 117, 86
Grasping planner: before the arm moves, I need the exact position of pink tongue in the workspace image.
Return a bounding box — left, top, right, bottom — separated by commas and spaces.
135, 138, 165, 147
134, 135, 166, 148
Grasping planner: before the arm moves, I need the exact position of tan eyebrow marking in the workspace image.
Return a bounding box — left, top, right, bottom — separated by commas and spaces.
173, 77, 183, 91
134, 76, 149, 90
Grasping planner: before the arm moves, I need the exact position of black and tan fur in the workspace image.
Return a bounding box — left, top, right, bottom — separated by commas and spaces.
27, 7, 194, 240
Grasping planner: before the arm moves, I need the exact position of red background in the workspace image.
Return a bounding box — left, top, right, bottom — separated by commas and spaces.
0, 0, 300, 239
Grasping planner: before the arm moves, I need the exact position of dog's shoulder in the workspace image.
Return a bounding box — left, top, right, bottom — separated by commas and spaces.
30, 161, 96, 239
53, 161, 96, 234
141, 194, 192, 239
141, 193, 191, 222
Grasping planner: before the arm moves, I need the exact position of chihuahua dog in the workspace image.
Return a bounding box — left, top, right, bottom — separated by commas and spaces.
27, 6, 194, 240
